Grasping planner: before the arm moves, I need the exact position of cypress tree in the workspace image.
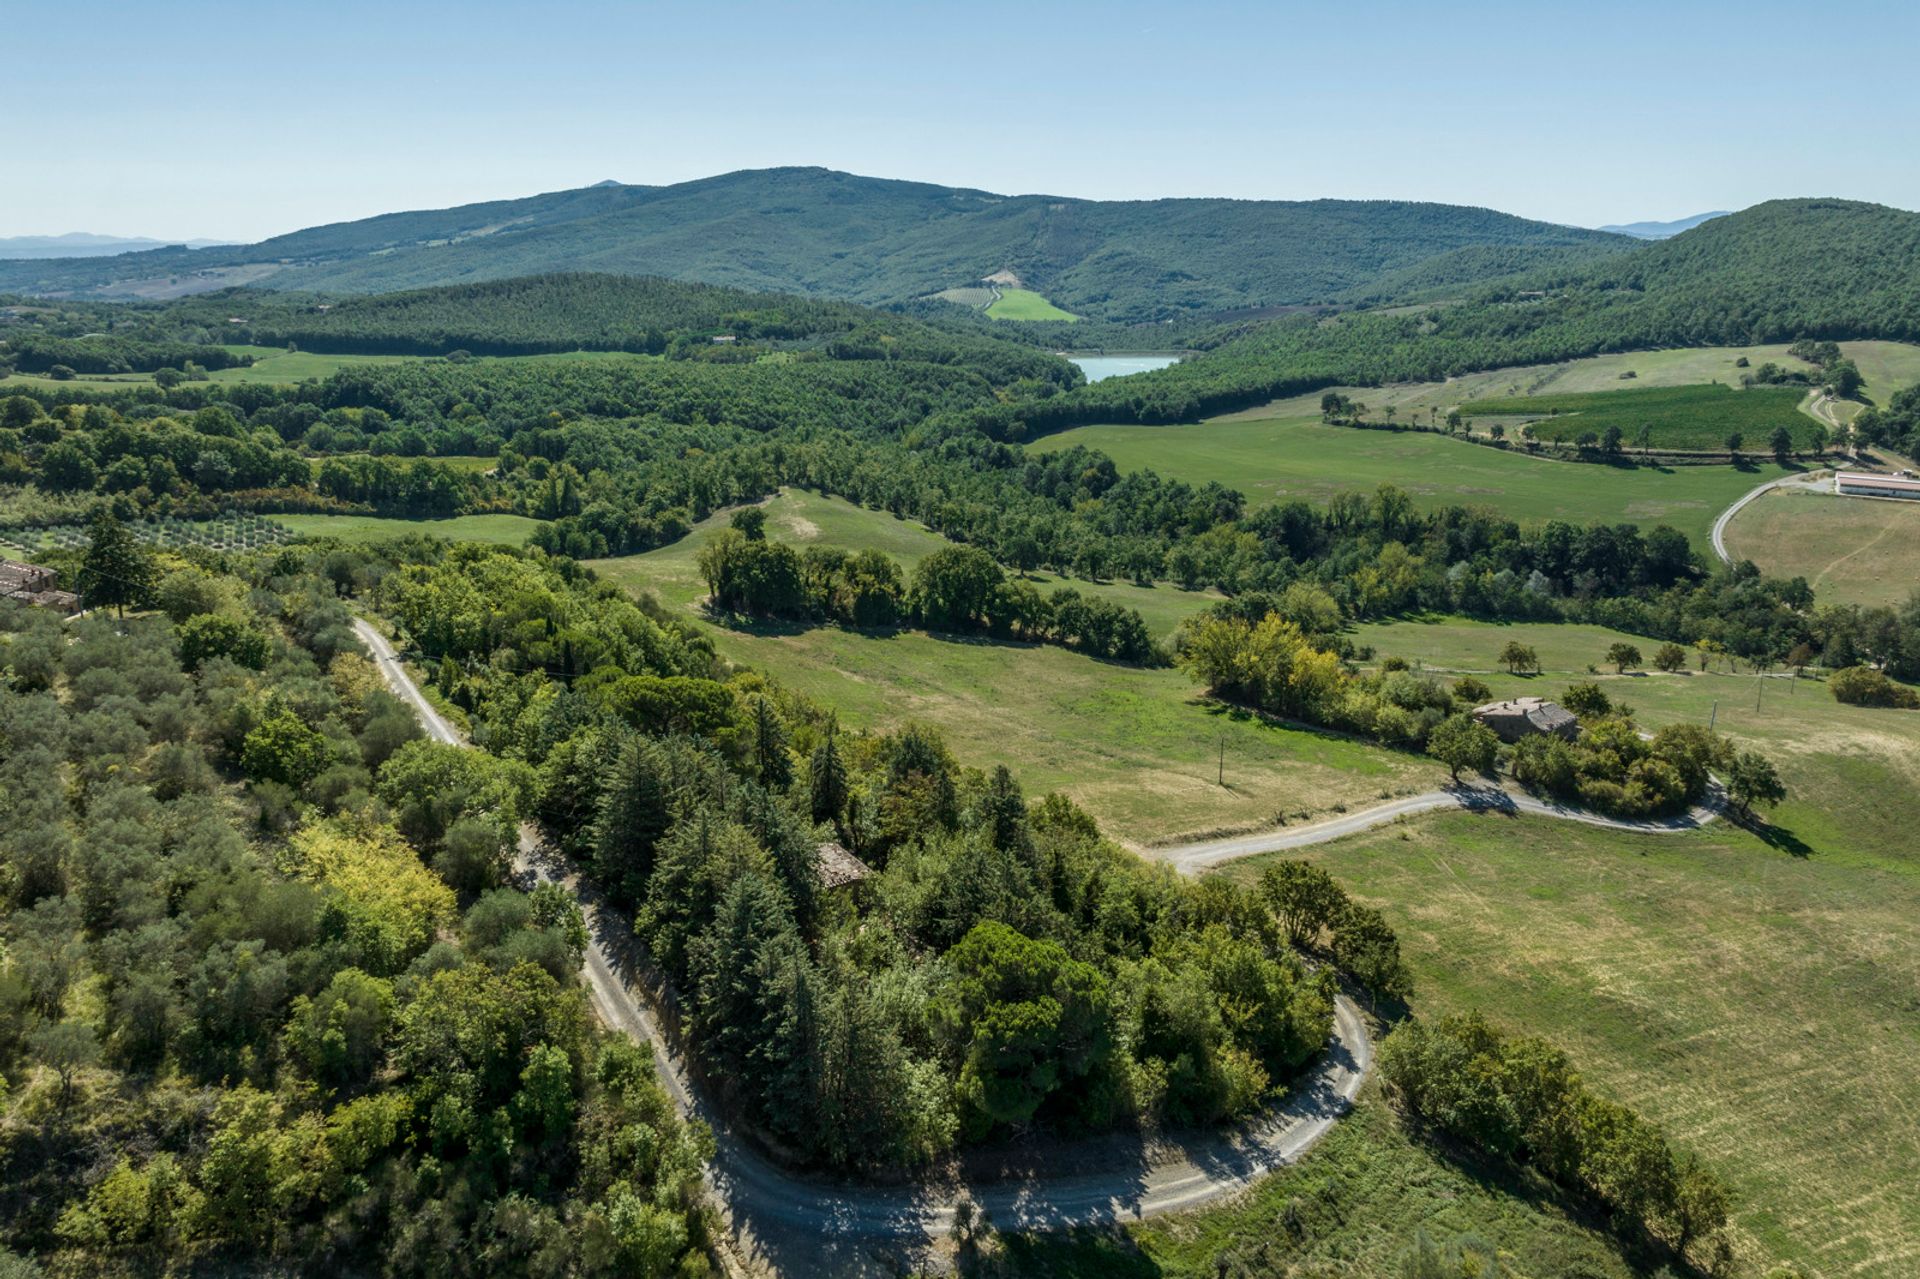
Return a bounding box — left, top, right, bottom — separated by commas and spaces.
808, 721, 848, 829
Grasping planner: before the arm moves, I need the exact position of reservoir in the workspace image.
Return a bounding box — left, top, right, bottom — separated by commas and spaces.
1068, 353, 1181, 382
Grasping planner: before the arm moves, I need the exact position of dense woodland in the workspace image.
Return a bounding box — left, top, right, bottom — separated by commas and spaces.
0, 556, 715, 1276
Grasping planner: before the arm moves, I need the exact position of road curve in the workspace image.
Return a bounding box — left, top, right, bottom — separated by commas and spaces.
1710, 472, 1823, 566
349, 618, 1372, 1265
1152, 782, 1722, 876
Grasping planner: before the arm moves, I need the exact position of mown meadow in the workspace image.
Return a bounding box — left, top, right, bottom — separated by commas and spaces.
588, 489, 1446, 844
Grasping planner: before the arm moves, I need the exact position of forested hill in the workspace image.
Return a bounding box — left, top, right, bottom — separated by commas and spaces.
954, 198, 1920, 433
0, 167, 1633, 320
1533, 197, 1920, 332
169, 273, 1067, 366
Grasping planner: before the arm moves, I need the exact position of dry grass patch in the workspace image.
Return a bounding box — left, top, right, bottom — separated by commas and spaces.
1723, 487, 1920, 608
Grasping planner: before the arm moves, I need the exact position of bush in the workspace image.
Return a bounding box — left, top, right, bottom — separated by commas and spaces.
1829, 665, 1919, 709
1451, 675, 1492, 705
1560, 681, 1612, 718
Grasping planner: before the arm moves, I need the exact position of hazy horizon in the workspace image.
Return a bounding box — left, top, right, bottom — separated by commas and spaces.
10, 0, 1917, 242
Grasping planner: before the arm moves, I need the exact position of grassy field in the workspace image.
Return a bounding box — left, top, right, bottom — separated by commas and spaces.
274, 512, 544, 545
986, 288, 1079, 322
1028, 415, 1793, 549
1458, 383, 1818, 451
997, 1099, 1647, 1277
1723, 487, 1920, 608
1215, 341, 1920, 426
588, 490, 1442, 843
1212, 615, 1920, 1275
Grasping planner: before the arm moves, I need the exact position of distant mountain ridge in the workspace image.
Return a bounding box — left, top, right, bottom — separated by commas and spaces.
1597, 212, 1731, 239
0, 167, 1636, 321
0, 232, 229, 259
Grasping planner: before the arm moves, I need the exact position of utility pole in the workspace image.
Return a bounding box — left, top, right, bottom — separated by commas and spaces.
1709, 700, 1718, 732
1217, 730, 1226, 787
1755, 675, 1764, 713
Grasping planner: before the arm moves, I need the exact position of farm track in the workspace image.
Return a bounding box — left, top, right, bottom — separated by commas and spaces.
1711, 471, 1826, 565
351, 616, 1721, 1274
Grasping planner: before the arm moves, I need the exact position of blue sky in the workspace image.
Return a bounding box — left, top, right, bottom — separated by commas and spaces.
12, 0, 1918, 241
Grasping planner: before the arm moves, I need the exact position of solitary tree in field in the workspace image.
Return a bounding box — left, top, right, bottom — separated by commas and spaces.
1428, 714, 1499, 782
1489, 422, 1505, 442
1637, 422, 1654, 455
1653, 643, 1688, 673
1602, 424, 1624, 455
1498, 641, 1539, 675
1724, 431, 1744, 462
1606, 642, 1643, 674
1770, 425, 1795, 463
1726, 750, 1786, 817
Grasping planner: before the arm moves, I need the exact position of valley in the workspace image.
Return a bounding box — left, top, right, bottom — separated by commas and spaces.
7, 139, 1920, 1279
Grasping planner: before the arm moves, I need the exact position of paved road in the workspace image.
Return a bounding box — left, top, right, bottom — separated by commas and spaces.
350, 618, 1372, 1273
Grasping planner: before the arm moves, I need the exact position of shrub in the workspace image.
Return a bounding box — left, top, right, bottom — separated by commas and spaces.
1452, 675, 1493, 705
1829, 665, 1919, 709
1560, 681, 1612, 718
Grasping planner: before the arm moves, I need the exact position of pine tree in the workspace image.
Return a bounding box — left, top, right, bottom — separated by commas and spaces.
592, 736, 669, 909
982, 764, 1027, 853
752, 696, 792, 790
808, 721, 848, 828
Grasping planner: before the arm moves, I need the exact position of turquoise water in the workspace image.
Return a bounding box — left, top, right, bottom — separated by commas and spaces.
1068, 354, 1181, 382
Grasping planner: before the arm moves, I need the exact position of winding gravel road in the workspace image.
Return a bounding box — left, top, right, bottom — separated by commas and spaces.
1154, 781, 1721, 876
350, 617, 1717, 1273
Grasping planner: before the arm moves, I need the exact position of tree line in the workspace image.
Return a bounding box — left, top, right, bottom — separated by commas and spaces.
695, 513, 1161, 663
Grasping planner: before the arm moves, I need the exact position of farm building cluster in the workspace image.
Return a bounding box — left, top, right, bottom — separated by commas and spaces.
1471, 695, 1579, 743
0, 559, 79, 614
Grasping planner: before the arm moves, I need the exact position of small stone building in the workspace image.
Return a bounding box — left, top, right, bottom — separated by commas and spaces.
816, 840, 873, 891
1471, 696, 1578, 743
0, 559, 79, 614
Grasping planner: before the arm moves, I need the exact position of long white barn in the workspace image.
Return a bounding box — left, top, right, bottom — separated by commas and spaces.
1834, 471, 1920, 500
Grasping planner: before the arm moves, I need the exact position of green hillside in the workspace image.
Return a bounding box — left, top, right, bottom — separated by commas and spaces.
0, 274, 1081, 390
165, 273, 1071, 364
0, 167, 1634, 321
979, 198, 1920, 434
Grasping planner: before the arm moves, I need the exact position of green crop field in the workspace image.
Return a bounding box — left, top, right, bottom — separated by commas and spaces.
588, 490, 1441, 843
1027, 414, 1792, 549
1458, 382, 1818, 451
1723, 487, 1920, 608
1205, 614, 1920, 1275
986, 287, 1079, 322
274, 512, 545, 545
